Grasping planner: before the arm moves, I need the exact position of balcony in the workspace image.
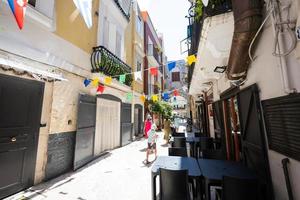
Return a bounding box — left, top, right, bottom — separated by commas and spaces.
91, 46, 133, 87
114, 0, 131, 20
147, 44, 160, 66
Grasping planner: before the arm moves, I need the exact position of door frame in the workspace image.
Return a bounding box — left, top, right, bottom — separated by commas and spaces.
134, 104, 143, 136
0, 74, 44, 198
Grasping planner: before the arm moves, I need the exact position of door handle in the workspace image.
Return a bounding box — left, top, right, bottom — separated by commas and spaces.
11, 137, 17, 142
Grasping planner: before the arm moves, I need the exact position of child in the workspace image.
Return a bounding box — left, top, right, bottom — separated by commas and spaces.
144, 124, 158, 164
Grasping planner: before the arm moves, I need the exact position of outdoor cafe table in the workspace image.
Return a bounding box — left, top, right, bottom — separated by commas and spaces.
151, 156, 201, 200
198, 159, 257, 200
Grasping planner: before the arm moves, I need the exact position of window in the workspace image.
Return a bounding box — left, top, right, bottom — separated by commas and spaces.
172, 72, 180, 82
136, 55, 143, 72
103, 17, 109, 49
136, 15, 143, 37
116, 31, 122, 58
28, 0, 36, 7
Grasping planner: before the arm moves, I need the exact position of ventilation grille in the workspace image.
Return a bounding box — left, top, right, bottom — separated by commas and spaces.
262, 94, 300, 161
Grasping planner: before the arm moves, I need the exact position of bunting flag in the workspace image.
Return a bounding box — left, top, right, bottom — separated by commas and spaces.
167, 62, 176, 72
152, 95, 158, 102
187, 54, 197, 65
73, 0, 93, 29
163, 93, 170, 101
134, 71, 142, 81
97, 84, 105, 93
83, 78, 91, 87
150, 67, 158, 76
7, 0, 28, 29
140, 95, 146, 103
174, 89, 179, 96
92, 78, 99, 87
119, 74, 126, 84
104, 76, 112, 85
126, 92, 133, 101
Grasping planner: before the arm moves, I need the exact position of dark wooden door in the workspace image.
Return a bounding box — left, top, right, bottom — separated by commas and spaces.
134, 104, 142, 136
73, 94, 96, 170
0, 74, 44, 199
212, 100, 226, 152
121, 103, 132, 146
237, 84, 273, 199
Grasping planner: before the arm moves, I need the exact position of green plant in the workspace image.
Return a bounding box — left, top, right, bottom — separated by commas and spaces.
148, 100, 173, 119
194, 0, 203, 21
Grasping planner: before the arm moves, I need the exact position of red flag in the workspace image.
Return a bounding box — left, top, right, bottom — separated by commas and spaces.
150, 67, 158, 76
97, 84, 105, 93
174, 89, 179, 96
7, 0, 28, 29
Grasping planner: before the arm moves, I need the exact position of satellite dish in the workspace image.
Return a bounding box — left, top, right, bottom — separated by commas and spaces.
202, 0, 209, 7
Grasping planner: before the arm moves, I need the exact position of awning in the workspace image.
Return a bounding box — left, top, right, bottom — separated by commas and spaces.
0, 57, 68, 81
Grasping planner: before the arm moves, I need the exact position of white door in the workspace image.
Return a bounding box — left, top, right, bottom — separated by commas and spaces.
94, 98, 121, 156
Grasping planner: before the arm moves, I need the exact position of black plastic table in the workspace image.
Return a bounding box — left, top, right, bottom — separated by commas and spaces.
198, 159, 257, 200
151, 156, 201, 200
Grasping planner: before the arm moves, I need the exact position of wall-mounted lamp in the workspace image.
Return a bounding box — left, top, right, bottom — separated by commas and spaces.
214, 66, 227, 73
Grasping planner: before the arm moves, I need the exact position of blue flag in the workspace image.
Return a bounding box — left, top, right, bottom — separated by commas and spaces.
163, 93, 170, 101
84, 78, 91, 87
167, 62, 176, 71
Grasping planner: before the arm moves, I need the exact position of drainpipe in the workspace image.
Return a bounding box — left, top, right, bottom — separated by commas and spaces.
226, 0, 263, 85
270, 0, 297, 94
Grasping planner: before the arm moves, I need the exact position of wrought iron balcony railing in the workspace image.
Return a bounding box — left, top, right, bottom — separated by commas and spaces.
91, 46, 133, 86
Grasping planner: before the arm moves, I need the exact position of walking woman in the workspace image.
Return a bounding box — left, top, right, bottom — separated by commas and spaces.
144, 114, 152, 138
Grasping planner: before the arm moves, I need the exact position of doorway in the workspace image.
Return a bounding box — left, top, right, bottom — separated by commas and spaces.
0, 74, 44, 199
134, 104, 143, 137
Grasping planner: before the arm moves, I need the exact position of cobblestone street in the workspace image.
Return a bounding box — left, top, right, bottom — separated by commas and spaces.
6, 132, 168, 200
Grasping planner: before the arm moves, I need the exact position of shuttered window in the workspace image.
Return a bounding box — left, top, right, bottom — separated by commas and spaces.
262, 94, 300, 161
172, 72, 180, 82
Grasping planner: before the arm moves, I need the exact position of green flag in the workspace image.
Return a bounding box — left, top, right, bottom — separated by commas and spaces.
126, 92, 133, 101
119, 74, 126, 84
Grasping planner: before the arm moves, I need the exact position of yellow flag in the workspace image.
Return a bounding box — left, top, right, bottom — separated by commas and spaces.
140, 95, 146, 103
187, 54, 197, 65
92, 78, 99, 87
152, 95, 158, 102
104, 76, 112, 85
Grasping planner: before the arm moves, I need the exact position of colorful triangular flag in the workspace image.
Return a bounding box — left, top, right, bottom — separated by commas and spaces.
150, 67, 158, 76
152, 95, 158, 102
119, 74, 126, 84
167, 62, 176, 71
174, 89, 179, 96
92, 78, 99, 87
134, 71, 142, 81
187, 54, 197, 65
84, 78, 91, 87
97, 84, 105, 93
7, 0, 28, 29
73, 0, 93, 29
163, 93, 170, 101
140, 95, 146, 103
104, 76, 112, 85
126, 92, 133, 101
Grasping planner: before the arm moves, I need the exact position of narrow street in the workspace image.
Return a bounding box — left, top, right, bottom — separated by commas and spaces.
6, 132, 167, 200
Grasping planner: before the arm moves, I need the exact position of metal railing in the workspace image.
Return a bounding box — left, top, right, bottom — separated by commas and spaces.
91, 46, 133, 86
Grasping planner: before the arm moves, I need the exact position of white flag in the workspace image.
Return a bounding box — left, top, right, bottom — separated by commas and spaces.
134, 71, 142, 81
73, 0, 93, 29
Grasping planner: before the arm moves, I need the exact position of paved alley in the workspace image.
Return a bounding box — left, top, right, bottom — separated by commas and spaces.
6, 132, 168, 200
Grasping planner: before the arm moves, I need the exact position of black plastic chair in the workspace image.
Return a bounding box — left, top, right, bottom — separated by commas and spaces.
196, 137, 214, 158
202, 150, 226, 160
168, 147, 188, 157
222, 176, 259, 200
172, 137, 186, 148
159, 168, 191, 200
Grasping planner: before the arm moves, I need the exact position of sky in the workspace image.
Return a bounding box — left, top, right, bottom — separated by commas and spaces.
137, 0, 190, 61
